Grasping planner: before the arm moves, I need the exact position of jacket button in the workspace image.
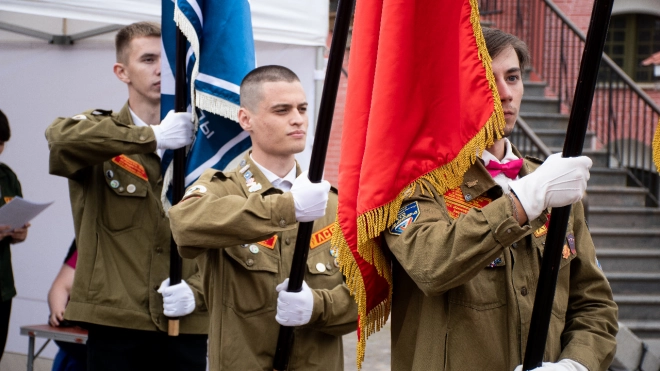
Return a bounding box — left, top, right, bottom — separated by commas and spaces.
464, 194, 472, 201
285, 238, 291, 245
521, 287, 528, 296
156, 247, 163, 254
246, 258, 254, 267
506, 228, 511, 234
512, 242, 517, 248
279, 219, 287, 228
139, 135, 146, 141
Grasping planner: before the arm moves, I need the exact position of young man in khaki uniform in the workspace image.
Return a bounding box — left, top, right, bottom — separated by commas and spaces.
384, 28, 618, 371
168, 65, 358, 370
45, 22, 208, 371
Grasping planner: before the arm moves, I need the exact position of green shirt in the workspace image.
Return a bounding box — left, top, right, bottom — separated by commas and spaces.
0, 163, 22, 302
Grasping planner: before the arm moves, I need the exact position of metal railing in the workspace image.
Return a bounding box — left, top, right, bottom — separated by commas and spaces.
480, 0, 660, 205
510, 117, 552, 160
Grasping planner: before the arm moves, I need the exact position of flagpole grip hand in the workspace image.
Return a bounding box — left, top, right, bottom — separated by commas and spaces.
290, 171, 330, 223
152, 110, 194, 150
158, 278, 196, 317
514, 359, 588, 371
509, 153, 591, 220
275, 278, 314, 326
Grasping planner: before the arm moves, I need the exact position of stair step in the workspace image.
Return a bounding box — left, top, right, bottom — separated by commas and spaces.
534, 129, 596, 149
587, 168, 628, 187
519, 112, 569, 130
615, 295, 660, 320
590, 228, 660, 248
620, 320, 660, 339
586, 186, 648, 207
521, 96, 560, 113
607, 272, 660, 294
588, 206, 660, 229
596, 248, 660, 272
549, 147, 610, 167
522, 81, 547, 97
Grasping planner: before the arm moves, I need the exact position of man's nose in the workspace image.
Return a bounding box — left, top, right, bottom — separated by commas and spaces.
291, 110, 305, 126
498, 80, 512, 102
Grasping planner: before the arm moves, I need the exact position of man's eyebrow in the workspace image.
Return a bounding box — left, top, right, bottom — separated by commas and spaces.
507, 67, 522, 74
139, 53, 159, 59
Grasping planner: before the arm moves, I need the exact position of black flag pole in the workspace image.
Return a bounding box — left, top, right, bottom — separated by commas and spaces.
272, 0, 355, 369
522, 0, 614, 368
167, 26, 188, 337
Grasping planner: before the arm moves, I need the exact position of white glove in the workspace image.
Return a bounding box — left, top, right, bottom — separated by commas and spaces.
509, 153, 591, 220
275, 278, 314, 326
290, 171, 331, 222
157, 278, 195, 317
514, 359, 588, 371
151, 110, 194, 150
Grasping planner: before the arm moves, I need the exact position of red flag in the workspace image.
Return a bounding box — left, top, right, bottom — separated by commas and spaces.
332, 0, 505, 367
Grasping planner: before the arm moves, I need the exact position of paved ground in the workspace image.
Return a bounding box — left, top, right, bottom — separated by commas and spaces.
343, 320, 391, 371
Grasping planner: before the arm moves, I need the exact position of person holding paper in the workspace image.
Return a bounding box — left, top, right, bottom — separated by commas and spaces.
0, 109, 29, 363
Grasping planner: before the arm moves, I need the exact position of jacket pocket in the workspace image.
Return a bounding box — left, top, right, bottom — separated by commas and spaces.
100, 162, 147, 233
305, 246, 341, 290
223, 245, 280, 318
448, 262, 507, 310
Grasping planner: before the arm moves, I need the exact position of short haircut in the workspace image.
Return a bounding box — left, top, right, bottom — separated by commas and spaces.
0, 110, 10, 142
482, 27, 530, 71
115, 22, 161, 64
240, 65, 300, 111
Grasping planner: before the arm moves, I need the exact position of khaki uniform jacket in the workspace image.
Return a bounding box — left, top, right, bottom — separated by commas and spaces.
383, 154, 618, 371
45, 104, 208, 333
169, 155, 358, 371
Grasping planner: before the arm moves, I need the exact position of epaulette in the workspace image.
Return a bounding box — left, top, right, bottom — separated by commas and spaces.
91, 109, 113, 116
199, 168, 226, 182
69, 109, 114, 122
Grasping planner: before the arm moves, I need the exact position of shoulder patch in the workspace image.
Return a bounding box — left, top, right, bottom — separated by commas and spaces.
443, 187, 492, 219
71, 114, 87, 121
184, 185, 207, 198
389, 201, 420, 235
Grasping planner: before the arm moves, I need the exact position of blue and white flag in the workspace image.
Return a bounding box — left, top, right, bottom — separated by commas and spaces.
161, 0, 255, 201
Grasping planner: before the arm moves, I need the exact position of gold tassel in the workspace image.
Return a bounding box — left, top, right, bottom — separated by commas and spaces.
653, 118, 660, 172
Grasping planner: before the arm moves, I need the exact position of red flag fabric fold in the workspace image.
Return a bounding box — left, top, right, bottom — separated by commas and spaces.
332, 0, 505, 368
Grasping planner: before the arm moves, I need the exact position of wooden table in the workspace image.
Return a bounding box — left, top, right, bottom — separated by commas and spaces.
19, 324, 87, 371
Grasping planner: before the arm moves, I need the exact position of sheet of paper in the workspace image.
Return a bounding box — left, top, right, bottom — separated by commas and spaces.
0, 196, 53, 230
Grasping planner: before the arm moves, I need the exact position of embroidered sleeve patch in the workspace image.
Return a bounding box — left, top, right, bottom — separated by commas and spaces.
534, 213, 552, 238
257, 235, 278, 249
389, 201, 420, 235
310, 225, 333, 249
112, 155, 148, 181
443, 188, 491, 219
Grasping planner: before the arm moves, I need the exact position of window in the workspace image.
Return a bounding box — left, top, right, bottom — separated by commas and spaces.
604, 14, 660, 82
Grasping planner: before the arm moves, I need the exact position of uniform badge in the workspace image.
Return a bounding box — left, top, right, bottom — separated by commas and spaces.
257, 236, 277, 249
562, 244, 571, 259
248, 183, 262, 193
443, 187, 491, 219
243, 170, 253, 180
239, 164, 250, 174
487, 257, 503, 268
534, 214, 552, 238
566, 233, 576, 255
110, 180, 120, 189
310, 225, 333, 249
389, 202, 420, 235
112, 155, 148, 181
465, 179, 479, 188
184, 185, 207, 197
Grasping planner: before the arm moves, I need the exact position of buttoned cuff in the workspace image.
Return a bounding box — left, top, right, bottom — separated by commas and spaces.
132, 126, 158, 152
480, 197, 532, 247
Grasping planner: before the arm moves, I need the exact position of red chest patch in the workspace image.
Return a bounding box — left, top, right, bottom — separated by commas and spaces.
257, 236, 278, 249
112, 155, 148, 181
443, 187, 492, 219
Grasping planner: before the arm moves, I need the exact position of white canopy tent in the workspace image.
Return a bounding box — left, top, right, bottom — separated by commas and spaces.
0, 0, 328, 360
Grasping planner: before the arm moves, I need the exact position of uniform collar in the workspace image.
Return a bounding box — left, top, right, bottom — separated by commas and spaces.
461, 143, 531, 200
129, 106, 149, 127
250, 155, 297, 192
238, 153, 301, 196
117, 102, 134, 126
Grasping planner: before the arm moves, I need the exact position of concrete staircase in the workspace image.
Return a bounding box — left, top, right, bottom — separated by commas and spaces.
520, 80, 660, 343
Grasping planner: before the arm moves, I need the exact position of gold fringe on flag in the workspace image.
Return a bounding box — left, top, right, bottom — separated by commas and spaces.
332, 1, 505, 369
653, 118, 660, 172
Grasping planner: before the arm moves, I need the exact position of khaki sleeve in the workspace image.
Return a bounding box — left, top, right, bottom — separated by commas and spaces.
383, 180, 545, 296
45, 113, 157, 178
558, 201, 618, 371
170, 173, 297, 258
306, 283, 358, 336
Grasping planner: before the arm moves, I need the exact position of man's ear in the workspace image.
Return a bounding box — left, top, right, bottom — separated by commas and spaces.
113, 63, 130, 84
238, 107, 252, 131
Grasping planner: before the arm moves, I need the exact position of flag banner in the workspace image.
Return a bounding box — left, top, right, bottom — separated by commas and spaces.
161, 0, 255, 200
331, 0, 505, 367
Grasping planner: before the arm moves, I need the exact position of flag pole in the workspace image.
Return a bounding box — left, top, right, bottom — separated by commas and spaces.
167, 26, 188, 337
522, 0, 614, 368
272, 0, 355, 369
